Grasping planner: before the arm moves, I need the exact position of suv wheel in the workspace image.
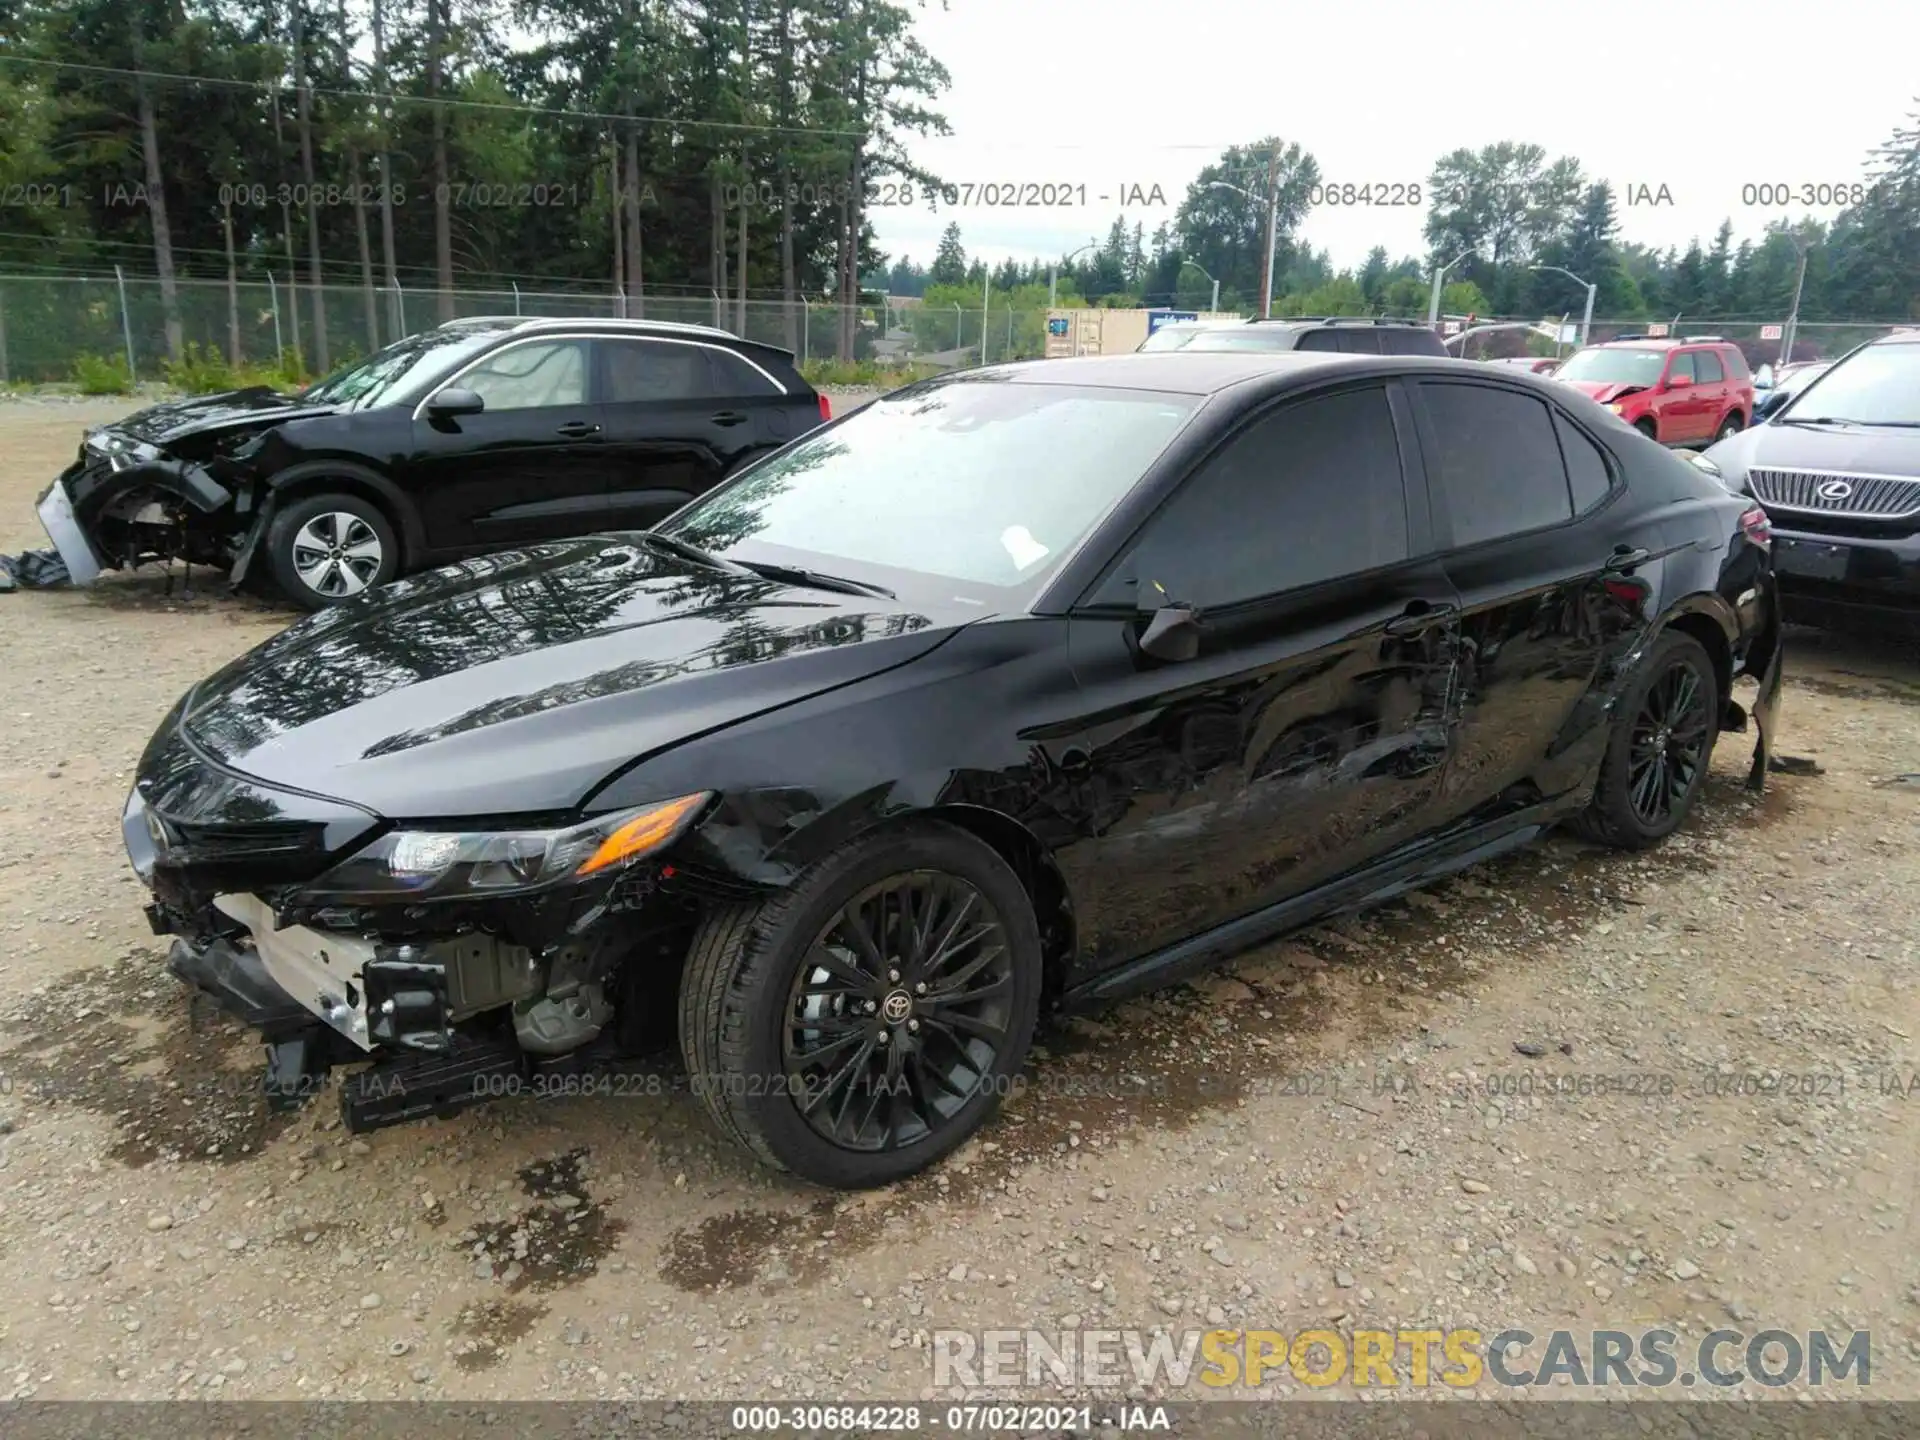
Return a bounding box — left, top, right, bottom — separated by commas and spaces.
1715, 413, 1744, 441
679, 822, 1042, 1188
1635, 417, 1659, 442
266, 492, 399, 609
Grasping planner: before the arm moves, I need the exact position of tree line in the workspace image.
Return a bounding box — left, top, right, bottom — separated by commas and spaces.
0, 0, 951, 369
0, 0, 1913, 375
894, 123, 1920, 334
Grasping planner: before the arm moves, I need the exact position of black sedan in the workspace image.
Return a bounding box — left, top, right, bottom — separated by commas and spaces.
130, 351, 1783, 1188
35, 317, 828, 608
1703, 331, 1920, 629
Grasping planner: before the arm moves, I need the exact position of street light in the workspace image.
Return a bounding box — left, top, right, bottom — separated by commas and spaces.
1530, 264, 1597, 347
1208, 179, 1278, 318
1426, 249, 1472, 327
1178, 258, 1220, 313
1049, 240, 1098, 309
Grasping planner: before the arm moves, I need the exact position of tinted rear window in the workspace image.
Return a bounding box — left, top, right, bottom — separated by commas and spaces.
1379, 328, 1448, 356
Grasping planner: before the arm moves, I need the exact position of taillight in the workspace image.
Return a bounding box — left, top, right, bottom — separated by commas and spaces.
817, 393, 832, 423
1739, 504, 1772, 550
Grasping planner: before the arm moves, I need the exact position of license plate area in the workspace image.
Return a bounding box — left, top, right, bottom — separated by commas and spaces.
1774, 537, 1850, 581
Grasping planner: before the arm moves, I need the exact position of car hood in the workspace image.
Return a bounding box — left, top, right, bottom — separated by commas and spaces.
1706, 422, 1920, 479
1559, 380, 1648, 404
103, 387, 335, 447
178, 536, 962, 817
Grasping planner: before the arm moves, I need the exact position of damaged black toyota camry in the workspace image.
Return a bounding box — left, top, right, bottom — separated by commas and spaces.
130, 351, 1783, 1188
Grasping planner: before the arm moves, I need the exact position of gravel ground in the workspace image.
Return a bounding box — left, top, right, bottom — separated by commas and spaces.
1, 394, 1918, 1406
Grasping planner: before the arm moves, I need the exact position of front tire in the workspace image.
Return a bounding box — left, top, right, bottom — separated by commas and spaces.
1635, 417, 1659, 442
266, 492, 399, 610
1571, 631, 1720, 849
1716, 412, 1745, 441
679, 822, 1042, 1188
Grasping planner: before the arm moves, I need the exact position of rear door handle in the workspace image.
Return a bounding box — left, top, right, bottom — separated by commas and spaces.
711, 410, 749, 426
1384, 600, 1459, 636
1603, 546, 1651, 574
554, 420, 601, 438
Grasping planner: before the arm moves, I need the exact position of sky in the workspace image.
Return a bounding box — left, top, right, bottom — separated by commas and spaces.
864, 0, 1916, 279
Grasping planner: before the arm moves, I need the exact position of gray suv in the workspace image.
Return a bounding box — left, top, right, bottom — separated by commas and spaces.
1138, 316, 1449, 357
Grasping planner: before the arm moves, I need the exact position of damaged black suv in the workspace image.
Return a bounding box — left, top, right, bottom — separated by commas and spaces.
131, 352, 1782, 1189
36, 316, 828, 608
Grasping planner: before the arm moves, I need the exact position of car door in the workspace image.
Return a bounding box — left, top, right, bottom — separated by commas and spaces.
1054, 381, 1463, 978
1658, 349, 1709, 441
1692, 347, 1729, 430
1406, 378, 1641, 830
404, 336, 608, 552
597, 338, 784, 530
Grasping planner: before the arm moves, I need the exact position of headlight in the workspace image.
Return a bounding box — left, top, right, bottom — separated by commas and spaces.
296, 792, 710, 903
1684, 452, 1723, 479
1607, 402, 1626, 415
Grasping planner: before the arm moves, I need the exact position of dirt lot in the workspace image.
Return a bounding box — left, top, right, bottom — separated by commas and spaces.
1, 394, 1918, 1406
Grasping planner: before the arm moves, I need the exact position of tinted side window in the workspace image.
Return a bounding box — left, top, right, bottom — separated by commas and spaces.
1105, 386, 1408, 610
1294, 329, 1342, 352
1381, 328, 1446, 356
1554, 412, 1613, 513
707, 349, 780, 396
601, 340, 715, 403
1667, 352, 1696, 384
1337, 329, 1383, 354
1694, 350, 1724, 382
455, 339, 588, 410
1418, 383, 1573, 546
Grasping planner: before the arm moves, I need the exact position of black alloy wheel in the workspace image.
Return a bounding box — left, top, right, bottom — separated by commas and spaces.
679, 822, 1042, 1188
1625, 659, 1712, 827
783, 872, 1015, 1152
1571, 631, 1720, 849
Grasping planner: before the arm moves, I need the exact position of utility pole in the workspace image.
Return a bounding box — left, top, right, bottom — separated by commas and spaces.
1258, 142, 1280, 320
1780, 240, 1810, 366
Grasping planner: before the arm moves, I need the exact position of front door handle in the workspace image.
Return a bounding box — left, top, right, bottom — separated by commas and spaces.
1603, 546, 1651, 574
554, 420, 601, 438
711, 410, 749, 426
1384, 600, 1458, 636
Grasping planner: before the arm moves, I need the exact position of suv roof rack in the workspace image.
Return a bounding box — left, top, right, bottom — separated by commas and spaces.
1248, 315, 1430, 327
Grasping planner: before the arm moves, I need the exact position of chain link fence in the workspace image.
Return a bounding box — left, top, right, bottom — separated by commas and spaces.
0, 273, 1073, 384
0, 272, 1910, 385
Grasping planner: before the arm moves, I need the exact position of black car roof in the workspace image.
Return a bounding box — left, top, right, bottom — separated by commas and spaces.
976, 351, 1498, 396
435, 314, 798, 364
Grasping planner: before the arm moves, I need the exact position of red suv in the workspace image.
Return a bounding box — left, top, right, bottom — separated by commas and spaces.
1552, 339, 1754, 447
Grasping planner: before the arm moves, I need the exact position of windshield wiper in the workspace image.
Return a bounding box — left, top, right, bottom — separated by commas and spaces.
735, 560, 895, 600
634, 530, 753, 574
1776, 415, 1862, 427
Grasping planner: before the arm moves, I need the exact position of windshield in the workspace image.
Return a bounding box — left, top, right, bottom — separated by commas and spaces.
659, 379, 1200, 593
1553, 346, 1668, 385
1138, 325, 1208, 351
298, 328, 508, 410
1779, 344, 1920, 424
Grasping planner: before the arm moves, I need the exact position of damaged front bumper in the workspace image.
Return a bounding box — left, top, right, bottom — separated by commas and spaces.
38, 443, 238, 585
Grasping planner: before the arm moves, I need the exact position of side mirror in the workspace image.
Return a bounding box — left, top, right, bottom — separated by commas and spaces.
1663, 374, 1691, 390
1138, 603, 1201, 662
427, 386, 485, 418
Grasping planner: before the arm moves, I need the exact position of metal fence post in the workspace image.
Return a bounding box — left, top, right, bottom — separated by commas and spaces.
512, 280, 521, 316
0, 280, 9, 385
801, 296, 810, 366
394, 280, 406, 337
952, 302, 961, 353
269, 272, 284, 359
114, 265, 138, 382
1007, 306, 1013, 358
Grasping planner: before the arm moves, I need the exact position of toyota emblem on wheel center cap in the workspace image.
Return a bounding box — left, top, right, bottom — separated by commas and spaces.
1816, 479, 1853, 501
881, 989, 913, 1023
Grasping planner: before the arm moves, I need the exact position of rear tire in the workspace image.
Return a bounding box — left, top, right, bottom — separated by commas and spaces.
1716, 412, 1744, 441
1571, 631, 1720, 849
678, 822, 1042, 1188
1635, 417, 1659, 442
266, 491, 399, 610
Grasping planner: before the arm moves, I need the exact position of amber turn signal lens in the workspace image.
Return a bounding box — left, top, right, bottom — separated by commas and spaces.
573, 792, 709, 876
